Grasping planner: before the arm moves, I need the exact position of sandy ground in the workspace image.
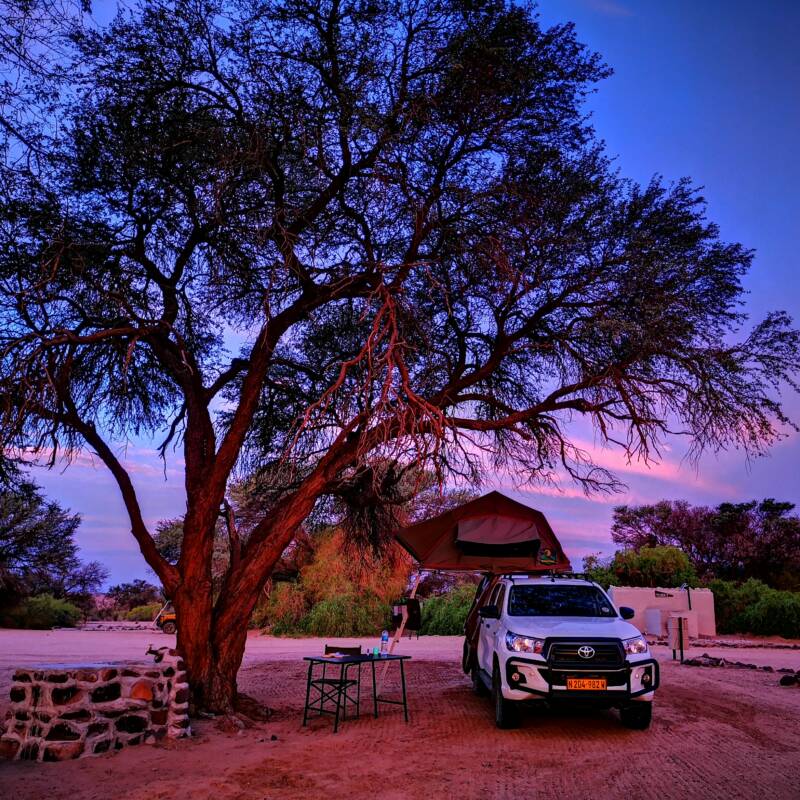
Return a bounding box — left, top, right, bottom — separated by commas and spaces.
1, 629, 799, 800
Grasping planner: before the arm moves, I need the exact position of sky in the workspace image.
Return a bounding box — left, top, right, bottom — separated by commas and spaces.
32, 0, 800, 586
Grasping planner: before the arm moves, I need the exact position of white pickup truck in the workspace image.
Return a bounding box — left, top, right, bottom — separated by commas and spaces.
463, 574, 659, 729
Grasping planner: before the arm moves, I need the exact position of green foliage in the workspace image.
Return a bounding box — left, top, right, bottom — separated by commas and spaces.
587, 546, 699, 589
419, 585, 476, 635
125, 602, 161, 622
303, 593, 391, 638
582, 553, 616, 589
4, 593, 82, 629
611, 499, 800, 590
106, 579, 161, 611
253, 583, 308, 634
0, 478, 106, 608
254, 528, 411, 636
710, 578, 800, 638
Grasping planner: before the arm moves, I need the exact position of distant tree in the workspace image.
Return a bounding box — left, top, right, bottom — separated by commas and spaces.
106, 579, 162, 611
153, 518, 186, 566
0, 0, 798, 713
611, 499, 800, 589
0, 479, 107, 607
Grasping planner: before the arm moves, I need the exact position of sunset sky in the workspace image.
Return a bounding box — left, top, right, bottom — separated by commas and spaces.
31, 0, 800, 585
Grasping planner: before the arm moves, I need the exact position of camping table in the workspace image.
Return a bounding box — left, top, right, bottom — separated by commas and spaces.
302, 654, 411, 732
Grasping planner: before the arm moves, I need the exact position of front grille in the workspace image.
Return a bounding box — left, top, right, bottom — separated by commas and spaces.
547, 641, 624, 669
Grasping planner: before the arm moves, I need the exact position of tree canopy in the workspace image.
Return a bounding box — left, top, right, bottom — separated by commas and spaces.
611, 499, 800, 590
0, 477, 106, 606
0, 0, 797, 711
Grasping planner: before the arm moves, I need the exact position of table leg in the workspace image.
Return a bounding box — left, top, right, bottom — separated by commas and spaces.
333, 663, 345, 733
302, 661, 313, 727
371, 659, 378, 718
400, 659, 408, 723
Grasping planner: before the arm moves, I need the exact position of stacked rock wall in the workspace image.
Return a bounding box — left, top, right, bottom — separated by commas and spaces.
0, 648, 191, 761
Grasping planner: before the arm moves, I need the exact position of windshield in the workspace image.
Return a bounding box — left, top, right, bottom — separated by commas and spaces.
507, 585, 616, 617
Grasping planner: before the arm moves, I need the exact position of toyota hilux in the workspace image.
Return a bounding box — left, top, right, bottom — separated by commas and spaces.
463, 574, 659, 729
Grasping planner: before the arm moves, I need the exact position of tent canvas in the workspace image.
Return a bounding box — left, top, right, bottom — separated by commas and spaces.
394, 490, 571, 573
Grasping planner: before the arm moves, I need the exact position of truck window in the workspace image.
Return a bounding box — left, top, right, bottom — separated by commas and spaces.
507, 585, 616, 617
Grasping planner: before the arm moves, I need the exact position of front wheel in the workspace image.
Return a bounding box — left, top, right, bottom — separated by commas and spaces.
620, 702, 652, 730
492, 662, 519, 729
161, 621, 177, 635
471, 664, 489, 696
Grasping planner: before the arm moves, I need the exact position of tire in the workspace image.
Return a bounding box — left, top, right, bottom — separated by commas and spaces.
492, 662, 519, 729
471, 664, 489, 696
620, 702, 652, 730
161, 621, 177, 635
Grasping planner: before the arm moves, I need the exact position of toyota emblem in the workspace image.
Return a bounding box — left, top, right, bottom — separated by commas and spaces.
578, 645, 595, 659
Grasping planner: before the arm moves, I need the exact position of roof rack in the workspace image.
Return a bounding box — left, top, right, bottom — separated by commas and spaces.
501, 571, 595, 583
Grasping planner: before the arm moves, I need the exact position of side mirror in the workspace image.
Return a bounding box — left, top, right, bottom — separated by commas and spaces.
619, 606, 635, 620
478, 604, 500, 620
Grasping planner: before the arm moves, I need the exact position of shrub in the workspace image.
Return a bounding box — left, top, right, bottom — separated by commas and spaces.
610, 546, 699, 588
302, 592, 390, 637
253, 582, 309, 633
6, 594, 82, 629
125, 602, 161, 621
743, 590, 800, 639
419, 585, 476, 635
710, 578, 800, 638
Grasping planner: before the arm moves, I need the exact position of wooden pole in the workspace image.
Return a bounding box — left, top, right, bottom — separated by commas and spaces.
376, 571, 421, 694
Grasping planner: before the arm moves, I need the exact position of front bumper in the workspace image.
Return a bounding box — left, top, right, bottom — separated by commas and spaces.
504, 655, 660, 703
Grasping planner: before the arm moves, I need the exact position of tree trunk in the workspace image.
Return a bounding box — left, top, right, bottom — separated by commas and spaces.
174, 571, 268, 715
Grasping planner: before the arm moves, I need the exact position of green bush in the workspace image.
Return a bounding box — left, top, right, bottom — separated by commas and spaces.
125, 602, 161, 622
302, 592, 390, 637
419, 585, 475, 635
6, 594, 82, 629
744, 590, 800, 638
710, 578, 800, 638
253, 583, 309, 633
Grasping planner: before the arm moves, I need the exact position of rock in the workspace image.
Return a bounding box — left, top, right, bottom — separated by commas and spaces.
779, 674, 798, 686
130, 680, 154, 702
270, 734, 278, 741
0, 737, 21, 760
101, 669, 119, 681
12, 671, 32, 683
60, 709, 91, 722
43, 741, 84, 761
150, 710, 168, 726
9, 688, 26, 703
115, 714, 148, 734
91, 683, 122, 703
174, 687, 190, 704
45, 722, 81, 741
93, 739, 111, 754
46, 673, 69, 683
87, 721, 109, 736
51, 686, 82, 705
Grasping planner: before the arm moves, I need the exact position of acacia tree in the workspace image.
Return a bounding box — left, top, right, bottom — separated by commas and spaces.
0, 0, 798, 713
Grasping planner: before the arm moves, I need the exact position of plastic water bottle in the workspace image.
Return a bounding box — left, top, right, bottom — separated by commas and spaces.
380, 629, 389, 656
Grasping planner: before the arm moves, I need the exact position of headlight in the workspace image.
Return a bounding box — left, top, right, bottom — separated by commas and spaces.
623, 635, 649, 655
505, 631, 544, 654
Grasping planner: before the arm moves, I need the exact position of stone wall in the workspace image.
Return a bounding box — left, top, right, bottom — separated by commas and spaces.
0, 648, 191, 762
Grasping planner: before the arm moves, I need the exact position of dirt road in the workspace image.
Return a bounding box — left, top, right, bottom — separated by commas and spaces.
1, 630, 798, 800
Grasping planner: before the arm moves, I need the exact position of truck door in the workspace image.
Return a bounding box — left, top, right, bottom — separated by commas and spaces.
478, 583, 504, 672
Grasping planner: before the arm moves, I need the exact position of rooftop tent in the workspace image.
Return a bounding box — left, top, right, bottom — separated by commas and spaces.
395, 490, 571, 573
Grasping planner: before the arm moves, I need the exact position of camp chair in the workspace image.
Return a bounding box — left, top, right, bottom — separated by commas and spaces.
304, 645, 363, 730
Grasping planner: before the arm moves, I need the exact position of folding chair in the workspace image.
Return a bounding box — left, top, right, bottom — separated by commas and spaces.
303, 645, 362, 732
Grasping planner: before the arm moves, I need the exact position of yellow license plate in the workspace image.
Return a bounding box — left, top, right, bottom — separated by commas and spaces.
566, 677, 607, 690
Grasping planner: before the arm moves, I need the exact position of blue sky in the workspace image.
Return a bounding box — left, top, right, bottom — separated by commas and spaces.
32, 0, 800, 584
